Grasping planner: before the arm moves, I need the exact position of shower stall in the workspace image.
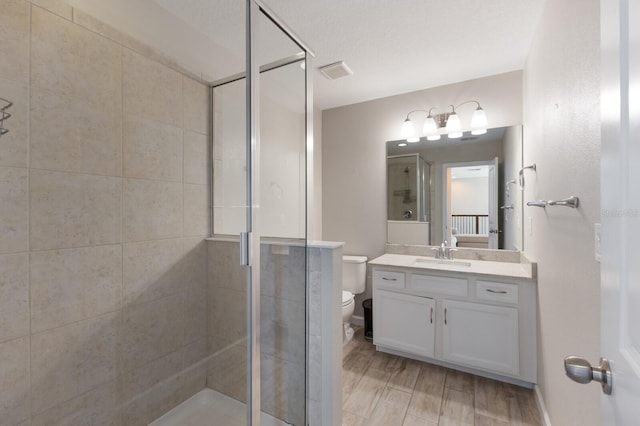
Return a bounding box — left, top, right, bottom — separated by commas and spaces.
0, 0, 312, 425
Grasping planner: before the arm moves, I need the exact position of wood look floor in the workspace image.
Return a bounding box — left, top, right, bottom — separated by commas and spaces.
342, 328, 542, 426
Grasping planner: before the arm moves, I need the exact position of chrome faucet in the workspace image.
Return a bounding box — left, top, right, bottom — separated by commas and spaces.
432, 240, 458, 260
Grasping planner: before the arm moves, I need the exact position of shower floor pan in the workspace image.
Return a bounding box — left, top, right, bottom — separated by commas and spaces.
150, 388, 290, 426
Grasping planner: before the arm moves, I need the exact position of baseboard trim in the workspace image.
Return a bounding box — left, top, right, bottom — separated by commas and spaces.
534, 385, 552, 426
350, 315, 364, 327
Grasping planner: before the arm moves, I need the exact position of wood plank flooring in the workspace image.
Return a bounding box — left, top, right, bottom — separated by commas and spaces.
342, 328, 542, 426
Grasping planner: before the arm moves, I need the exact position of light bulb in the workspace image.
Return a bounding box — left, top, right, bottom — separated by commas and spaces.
401, 118, 415, 139
448, 131, 463, 139
471, 107, 487, 128
427, 134, 441, 141
407, 136, 420, 143
422, 116, 438, 135
471, 107, 487, 135
445, 112, 461, 133
397, 142, 407, 147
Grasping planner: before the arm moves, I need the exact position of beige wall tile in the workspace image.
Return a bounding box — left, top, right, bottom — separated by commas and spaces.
31, 380, 120, 426
30, 0, 72, 20
183, 76, 208, 134
122, 238, 184, 306
30, 170, 122, 250
182, 276, 207, 346
0, 166, 28, 254
0, 0, 29, 82
123, 116, 183, 181
71, 8, 123, 44
207, 240, 245, 292
208, 287, 246, 345
120, 345, 183, 404
182, 238, 207, 345
0, 337, 29, 424
122, 48, 183, 127
123, 178, 183, 242
207, 342, 247, 402
30, 245, 122, 333
184, 183, 209, 237
120, 338, 206, 404
0, 254, 29, 343
183, 237, 207, 283
30, 86, 122, 176
31, 312, 119, 414
30, 7, 122, 176
0, 78, 28, 168
31, 7, 120, 101
184, 130, 209, 185
120, 294, 185, 372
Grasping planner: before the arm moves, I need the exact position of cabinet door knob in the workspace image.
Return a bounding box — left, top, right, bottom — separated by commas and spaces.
382, 277, 397, 281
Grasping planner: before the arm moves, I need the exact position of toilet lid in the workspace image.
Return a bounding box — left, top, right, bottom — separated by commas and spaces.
342, 291, 354, 306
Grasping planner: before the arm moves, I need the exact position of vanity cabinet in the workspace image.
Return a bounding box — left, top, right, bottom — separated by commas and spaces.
441, 299, 519, 376
371, 264, 537, 385
374, 290, 435, 357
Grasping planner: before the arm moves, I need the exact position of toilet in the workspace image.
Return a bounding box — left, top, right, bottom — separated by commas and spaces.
342, 255, 367, 343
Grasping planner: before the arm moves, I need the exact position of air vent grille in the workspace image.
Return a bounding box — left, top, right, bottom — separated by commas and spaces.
319, 61, 353, 80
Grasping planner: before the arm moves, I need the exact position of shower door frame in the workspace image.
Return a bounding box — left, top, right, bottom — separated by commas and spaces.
246, 2, 315, 425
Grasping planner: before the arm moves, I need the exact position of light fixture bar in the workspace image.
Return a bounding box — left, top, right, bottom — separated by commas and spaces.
399, 101, 488, 140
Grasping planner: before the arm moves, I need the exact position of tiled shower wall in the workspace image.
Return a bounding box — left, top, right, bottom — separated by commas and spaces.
0, 1, 210, 424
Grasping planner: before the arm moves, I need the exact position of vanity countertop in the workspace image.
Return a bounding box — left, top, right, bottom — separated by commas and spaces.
369, 253, 535, 280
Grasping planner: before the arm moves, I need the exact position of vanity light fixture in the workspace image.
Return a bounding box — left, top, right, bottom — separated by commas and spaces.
400, 100, 488, 142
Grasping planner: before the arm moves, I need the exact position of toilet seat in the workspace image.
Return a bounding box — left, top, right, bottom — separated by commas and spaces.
342, 290, 354, 307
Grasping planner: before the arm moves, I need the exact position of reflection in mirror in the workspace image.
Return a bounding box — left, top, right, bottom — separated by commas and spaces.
386, 125, 523, 251
387, 154, 431, 245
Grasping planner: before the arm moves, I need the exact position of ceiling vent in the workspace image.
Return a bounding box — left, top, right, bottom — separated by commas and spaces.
319, 61, 353, 80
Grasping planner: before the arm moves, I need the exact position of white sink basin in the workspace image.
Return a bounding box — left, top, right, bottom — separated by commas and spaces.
412, 257, 472, 267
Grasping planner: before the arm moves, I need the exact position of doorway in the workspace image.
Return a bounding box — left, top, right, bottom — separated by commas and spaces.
442, 158, 499, 249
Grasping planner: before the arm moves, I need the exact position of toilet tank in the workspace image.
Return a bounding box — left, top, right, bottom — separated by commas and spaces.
342, 255, 367, 294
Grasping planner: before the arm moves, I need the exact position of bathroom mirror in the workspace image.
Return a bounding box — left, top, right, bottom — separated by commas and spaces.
386, 125, 523, 251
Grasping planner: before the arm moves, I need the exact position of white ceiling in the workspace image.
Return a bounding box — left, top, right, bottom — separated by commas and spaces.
68, 0, 546, 110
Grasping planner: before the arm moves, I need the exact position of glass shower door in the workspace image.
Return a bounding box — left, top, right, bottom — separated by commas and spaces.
212, 1, 313, 424
253, 7, 310, 426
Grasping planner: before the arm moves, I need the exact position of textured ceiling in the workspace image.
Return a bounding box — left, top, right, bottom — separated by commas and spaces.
69, 0, 546, 110
263, 0, 545, 109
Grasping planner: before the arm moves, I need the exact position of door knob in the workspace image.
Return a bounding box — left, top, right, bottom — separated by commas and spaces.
564, 356, 612, 395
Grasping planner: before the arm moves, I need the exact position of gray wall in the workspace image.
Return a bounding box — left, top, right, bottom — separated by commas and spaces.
523, 0, 601, 423
322, 71, 523, 317
0, 1, 210, 424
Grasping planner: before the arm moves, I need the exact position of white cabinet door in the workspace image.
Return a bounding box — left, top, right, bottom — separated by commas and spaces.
374, 290, 435, 357
442, 299, 519, 376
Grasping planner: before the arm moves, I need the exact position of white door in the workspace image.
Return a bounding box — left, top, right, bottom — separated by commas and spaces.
598, 0, 640, 422
487, 157, 499, 249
